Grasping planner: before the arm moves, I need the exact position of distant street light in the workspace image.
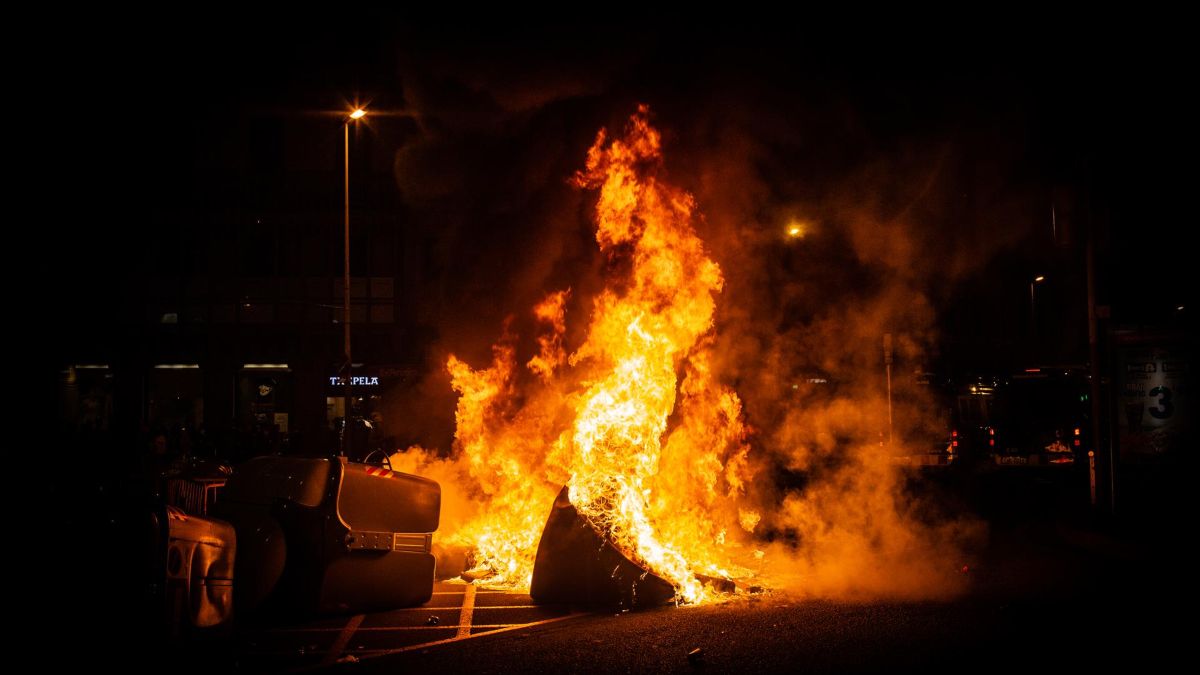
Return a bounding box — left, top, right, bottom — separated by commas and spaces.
341, 108, 366, 456
1030, 275, 1046, 338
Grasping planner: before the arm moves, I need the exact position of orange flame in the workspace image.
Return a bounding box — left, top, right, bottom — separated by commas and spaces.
430, 106, 758, 602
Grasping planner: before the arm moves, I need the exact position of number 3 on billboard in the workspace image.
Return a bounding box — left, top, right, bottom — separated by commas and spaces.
1148, 386, 1174, 419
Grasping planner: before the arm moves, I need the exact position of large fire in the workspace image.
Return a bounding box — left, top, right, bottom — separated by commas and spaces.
388, 104, 978, 606
405, 107, 760, 603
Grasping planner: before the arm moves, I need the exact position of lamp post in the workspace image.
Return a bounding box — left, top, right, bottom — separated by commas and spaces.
1029, 275, 1045, 338
883, 333, 893, 446
341, 108, 366, 457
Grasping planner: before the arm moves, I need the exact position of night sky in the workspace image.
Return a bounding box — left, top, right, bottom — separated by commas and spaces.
43, 19, 1194, 380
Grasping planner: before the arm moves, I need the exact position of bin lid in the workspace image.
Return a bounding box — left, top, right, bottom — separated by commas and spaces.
222, 456, 331, 507
338, 463, 440, 533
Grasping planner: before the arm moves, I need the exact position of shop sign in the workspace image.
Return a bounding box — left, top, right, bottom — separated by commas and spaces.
328, 376, 380, 386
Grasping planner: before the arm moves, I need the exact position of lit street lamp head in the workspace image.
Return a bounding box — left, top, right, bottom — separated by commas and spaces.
349, 108, 366, 120
785, 220, 808, 240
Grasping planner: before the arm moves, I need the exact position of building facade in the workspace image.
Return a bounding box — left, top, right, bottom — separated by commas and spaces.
55, 110, 438, 461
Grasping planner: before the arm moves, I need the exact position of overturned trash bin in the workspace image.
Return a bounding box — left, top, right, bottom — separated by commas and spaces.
213, 456, 439, 615
530, 486, 675, 608
156, 505, 236, 637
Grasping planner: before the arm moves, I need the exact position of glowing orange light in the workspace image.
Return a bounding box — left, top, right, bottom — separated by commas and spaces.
349, 109, 366, 120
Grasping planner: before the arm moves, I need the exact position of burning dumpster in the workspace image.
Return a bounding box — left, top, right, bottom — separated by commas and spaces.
213, 456, 440, 614
531, 486, 676, 608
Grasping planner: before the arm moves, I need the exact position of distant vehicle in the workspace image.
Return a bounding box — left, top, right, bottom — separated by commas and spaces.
894, 369, 1089, 469
987, 369, 1089, 466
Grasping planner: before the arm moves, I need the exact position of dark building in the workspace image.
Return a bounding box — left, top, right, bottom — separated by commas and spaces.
55, 105, 436, 461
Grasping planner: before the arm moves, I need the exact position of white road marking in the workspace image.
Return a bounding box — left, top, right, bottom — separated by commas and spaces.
320, 613, 363, 666
264, 623, 541, 633
260, 586, 584, 673
362, 612, 587, 658
457, 585, 477, 638
353, 604, 541, 611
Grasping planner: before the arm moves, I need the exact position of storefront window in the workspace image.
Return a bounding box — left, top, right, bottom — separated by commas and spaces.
238, 367, 293, 434
148, 366, 204, 434
58, 365, 113, 436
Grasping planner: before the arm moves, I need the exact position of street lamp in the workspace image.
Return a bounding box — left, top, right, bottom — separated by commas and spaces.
341, 108, 366, 457
1029, 275, 1045, 337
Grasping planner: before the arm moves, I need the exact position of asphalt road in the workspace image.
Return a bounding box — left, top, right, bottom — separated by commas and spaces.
58, 462, 1187, 673
304, 465, 1186, 674
236, 583, 579, 671
318, 523, 1181, 674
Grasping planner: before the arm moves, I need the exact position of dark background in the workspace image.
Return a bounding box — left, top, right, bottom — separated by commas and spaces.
37, 17, 1194, 453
